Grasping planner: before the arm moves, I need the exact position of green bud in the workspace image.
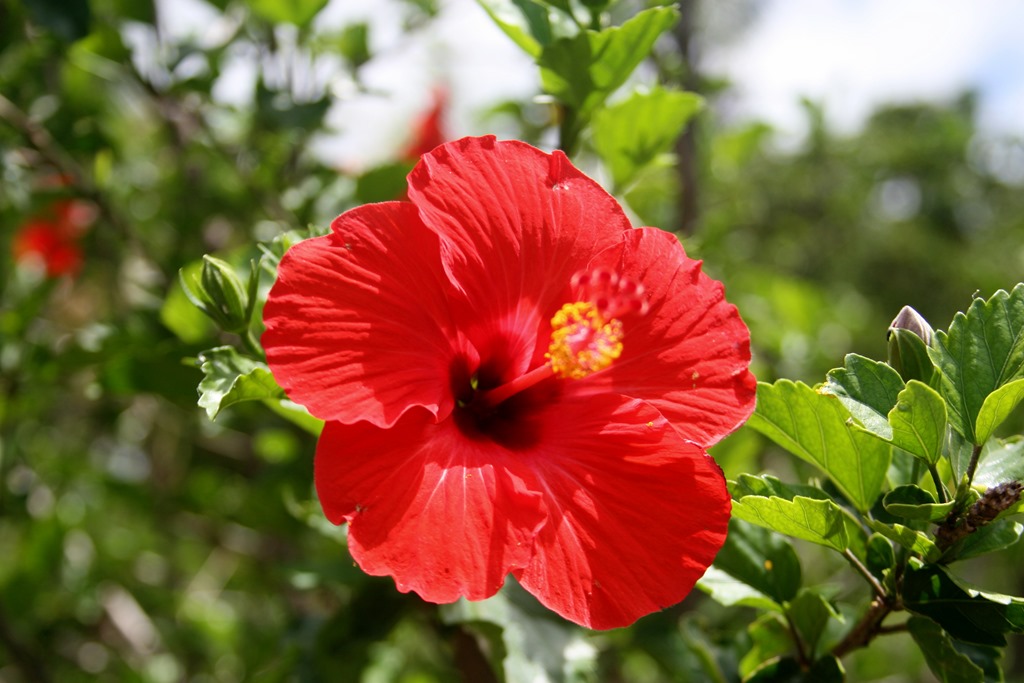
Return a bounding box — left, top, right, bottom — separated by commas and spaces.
180, 255, 250, 333
887, 306, 935, 384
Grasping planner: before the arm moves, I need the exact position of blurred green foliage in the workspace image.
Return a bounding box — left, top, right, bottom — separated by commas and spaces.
2, 0, 1024, 681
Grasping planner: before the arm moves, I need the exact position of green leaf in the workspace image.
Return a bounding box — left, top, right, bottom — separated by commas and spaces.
730, 473, 832, 502
265, 399, 323, 436
730, 493, 849, 552
953, 520, 1023, 561
475, 0, 554, 58
887, 380, 947, 464
883, 485, 956, 522
442, 581, 595, 683
865, 519, 941, 562
888, 327, 937, 384
908, 616, 987, 683
973, 439, 1024, 488
712, 519, 801, 604
247, 0, 328, 26
975, 378, 1024, 445
744, 654, 844, 683
196, 346, 284, 420
930, 284, 1024, 444
787, 590, 842, 658
538, 6, 678, 117
355, 162, 415, 204
161, 261, 215, 343
904, 564, 1024, 647
865, 533, 895, 579
696, 566, 783, 613
591, 87, 704, 189
822, 354, 905, 439
740, 615, 792, 680
747, 380, 892, 512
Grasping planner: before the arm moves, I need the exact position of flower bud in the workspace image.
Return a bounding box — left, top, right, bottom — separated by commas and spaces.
889, 306, 933, 345
887, 306, 935, 383
186, 255, 250, 332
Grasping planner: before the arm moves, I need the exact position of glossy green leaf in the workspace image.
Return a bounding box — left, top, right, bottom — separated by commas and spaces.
888, 380, 947, 464
787, 589, 842, 658
747, 380, 892, 512
888, 327, 937, 384
731, 474, 868, 557
952, 520, 1023, 561
197, 346, 284, 419
904, 564, 1024, 647
883, 485, 955, 522
713, 519, 801, 604
592, 87, 704, 189
538, 6, 678, 117
908, 616, 987, 683
953, 640, 1007, 683
975, 378, 1024, 445
162, 261, 215, 343
730, 473, 832, 502
248, 0, 328, 26
947, 428, 979, 482
696, 566, 783, 613
930, 284, 1024, 444
973, 439, 1024, 488
865, 533, 895, 579
823, 353, 905, 439
865, 519, 941, 562
730, 493, 849, 552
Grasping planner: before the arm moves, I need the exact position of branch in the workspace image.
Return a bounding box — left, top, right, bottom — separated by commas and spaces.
831, 596, 894, 659
842, 548, 887, 601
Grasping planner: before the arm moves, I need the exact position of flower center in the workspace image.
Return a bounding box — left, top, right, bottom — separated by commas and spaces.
547, 302, 623, 379
471, 268, 647, 408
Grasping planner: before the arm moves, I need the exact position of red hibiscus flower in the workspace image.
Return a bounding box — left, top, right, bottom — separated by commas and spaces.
13, 199, 94, 278
263, 136, 756, 629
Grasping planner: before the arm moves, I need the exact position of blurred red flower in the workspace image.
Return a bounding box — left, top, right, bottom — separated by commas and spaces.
263, 136, 755, 629
13, 199, 94, 278
400, 86, 448, 161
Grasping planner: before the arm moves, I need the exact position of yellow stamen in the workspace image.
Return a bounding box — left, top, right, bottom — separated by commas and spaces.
547, 301, 624, 379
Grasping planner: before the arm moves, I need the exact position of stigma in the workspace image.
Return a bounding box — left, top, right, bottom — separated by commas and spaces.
546, 269, 648, 380
548, 302, 624, 379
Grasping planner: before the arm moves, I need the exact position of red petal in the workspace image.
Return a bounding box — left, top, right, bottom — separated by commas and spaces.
263, 202, 472, 427
586, 228, 756, 447
514, 392, 730, 629
407, 137, 631, 368
315, 413, 544, 603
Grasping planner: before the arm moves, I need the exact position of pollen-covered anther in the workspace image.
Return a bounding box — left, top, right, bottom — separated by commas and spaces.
547, 301, 624, 379
571, 268, 649, 318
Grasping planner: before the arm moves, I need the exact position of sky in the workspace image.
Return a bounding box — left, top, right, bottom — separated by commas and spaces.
152, 0, 1024, 164
706, 0, 1024, 139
